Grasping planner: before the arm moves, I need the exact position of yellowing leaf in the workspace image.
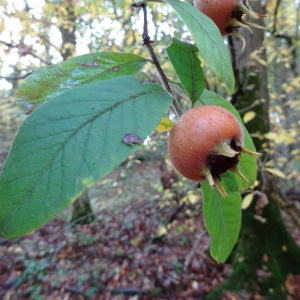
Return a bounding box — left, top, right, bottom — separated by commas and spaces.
264, 132, 278, 140
265, 168, 286, 179
243, 111, 256, 124
277, 157, 287, 163
281, 129, 296, 143
126, 35, 134, 46
265, 130, 295, 144
156, 225, 167, 237
267, 51, 277, 63
59, 6, 68, 16
155, 117, 175, 132
187, 194, 200, 204
241, 193, 254, 210
257, 59, 267, 66
250, 180, 260, 189
286, 86, 293, 93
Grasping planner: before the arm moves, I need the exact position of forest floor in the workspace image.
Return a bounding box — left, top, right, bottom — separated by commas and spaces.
0, 157, 300, 300
0, 104, 300, 300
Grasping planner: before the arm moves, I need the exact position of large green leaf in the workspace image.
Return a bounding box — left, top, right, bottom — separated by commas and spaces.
0, 76, 172, 238
15, 52, 147, 113
166, 38, 205, 105
202, 174, 242, 263
165, 0, 234, 95
197, 90, 258, 190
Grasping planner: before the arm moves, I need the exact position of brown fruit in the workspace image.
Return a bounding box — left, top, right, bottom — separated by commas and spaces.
194, 0, 266, 50
168, 105, 261, 197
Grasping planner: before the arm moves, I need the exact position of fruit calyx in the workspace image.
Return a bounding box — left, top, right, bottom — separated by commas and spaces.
226, 0, 267, 51
204, 138, 261, 198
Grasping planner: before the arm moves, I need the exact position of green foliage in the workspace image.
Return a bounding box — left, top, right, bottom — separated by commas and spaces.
165, 0, 235, 95
166, 38, 205, 105
0, 0, 261, 264
0, 76, 172, 238
198, 90, 258, 190
15, 52, 147, 113
202, 176, 242, 263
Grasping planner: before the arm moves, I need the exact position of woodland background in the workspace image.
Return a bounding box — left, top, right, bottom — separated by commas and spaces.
0, 0, 300, 299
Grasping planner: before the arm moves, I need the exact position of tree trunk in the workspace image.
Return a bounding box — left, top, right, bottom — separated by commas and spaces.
70, 190, 94, 224
206, 2, 300, 299
59, 2, 76, 61
57, 1, 94, 223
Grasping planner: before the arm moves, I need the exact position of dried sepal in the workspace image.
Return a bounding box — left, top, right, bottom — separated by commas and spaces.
204, 168, 215, 188
214, 177, 228, 198
228, 32, 246, 52
240, 145, 262, 157
229, 165, 249, 182
237, 3, 266, 20
214, 141, 239, 158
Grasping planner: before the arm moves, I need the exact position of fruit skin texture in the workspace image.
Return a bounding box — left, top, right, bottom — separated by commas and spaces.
194, 0, 238, 36
194, 0, 266, 41
168, 105, 244, 181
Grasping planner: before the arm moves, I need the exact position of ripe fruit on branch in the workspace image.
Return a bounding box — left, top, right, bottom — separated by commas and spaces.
168, 105, 261, 198
194, 0, 266, 49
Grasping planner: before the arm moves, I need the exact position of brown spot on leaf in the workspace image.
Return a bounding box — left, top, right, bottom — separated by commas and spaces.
113, 66, 120, 72
80, 59, 99, 67
122, 132, 143, 146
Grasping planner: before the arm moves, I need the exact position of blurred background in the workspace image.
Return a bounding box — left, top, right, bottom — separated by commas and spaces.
0, 0, 300, 299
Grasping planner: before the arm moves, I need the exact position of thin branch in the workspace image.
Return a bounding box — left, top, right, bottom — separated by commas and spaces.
0, 71, 33, 80
29, 52, 52, 65
296, 2, 300, 40
132, 0, 165, 7
167, 202, 185, 224
111, 287, 148, 295
139, 3, 183, 117
272, 0, 282, 34
183, 230, 206, 272
237, 100, 263, 114
0, 40, 52, 65
65, 287, 89, 298
228, 35, 243, 106
270, 190, 300, 229
0, 40, 14, 48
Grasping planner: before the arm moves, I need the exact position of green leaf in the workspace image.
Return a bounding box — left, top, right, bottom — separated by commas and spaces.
166, 38, 205, 105
164, 0, 235, 95
197, 90, 258, 190
0, 76, 172, 238
202, 174, 242, 263
16, 52, 147, 113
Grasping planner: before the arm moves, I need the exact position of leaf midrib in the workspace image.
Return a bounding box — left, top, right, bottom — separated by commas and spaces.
1, 89, 167, 233
214, 192, 231, 254
187, 44, 196, 103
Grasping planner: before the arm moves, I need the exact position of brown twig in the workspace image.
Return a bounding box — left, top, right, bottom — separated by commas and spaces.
0, 71, 33, 80
237, 100, 263, 114
140, 3, 183, 117
270, 190, 300, 229
65, 287, 89, 298
111, 287, 148, 295
0, 40, 52, 65
272, 0, 282, 35
183, 230, 206, 272
167, 202, 185, 224
228, 35, 243, 106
